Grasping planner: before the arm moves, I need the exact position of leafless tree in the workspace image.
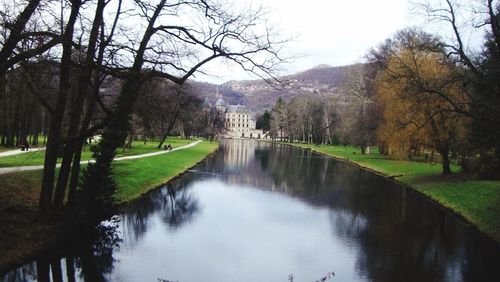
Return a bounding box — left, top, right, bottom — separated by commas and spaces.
79, 0, 287, 216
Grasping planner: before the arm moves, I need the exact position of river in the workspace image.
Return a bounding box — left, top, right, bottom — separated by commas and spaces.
2, 140, 499, 281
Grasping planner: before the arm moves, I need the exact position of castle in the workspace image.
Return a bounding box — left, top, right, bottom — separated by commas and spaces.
203, 95, 267, 139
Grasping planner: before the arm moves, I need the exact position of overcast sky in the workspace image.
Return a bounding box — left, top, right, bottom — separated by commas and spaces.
196, 0, 415, 84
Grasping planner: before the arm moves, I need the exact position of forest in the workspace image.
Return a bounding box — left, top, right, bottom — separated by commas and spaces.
264, 0, 500, 179
0, 0, 284, 220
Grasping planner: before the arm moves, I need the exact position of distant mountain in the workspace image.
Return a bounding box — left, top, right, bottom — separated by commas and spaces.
189, 64, 359, 112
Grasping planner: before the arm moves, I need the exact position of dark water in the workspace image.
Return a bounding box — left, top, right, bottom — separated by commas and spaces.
2, 140, 499, 282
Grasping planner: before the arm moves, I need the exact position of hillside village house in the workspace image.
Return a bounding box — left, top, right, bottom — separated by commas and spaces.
204, 96, 267, 139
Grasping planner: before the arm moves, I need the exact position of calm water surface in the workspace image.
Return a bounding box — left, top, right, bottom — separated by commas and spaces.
2, 140, 499, 282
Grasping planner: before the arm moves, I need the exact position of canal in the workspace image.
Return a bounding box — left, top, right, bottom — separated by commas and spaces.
2, 140, 499, 281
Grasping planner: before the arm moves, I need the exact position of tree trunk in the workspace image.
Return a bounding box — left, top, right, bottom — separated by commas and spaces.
68, 2, 116, 205
439, 144, 452, 175
158, 105, 181, 148
360, 143, 367, 154
39, 0, 81, 214
68, 88, 99, 206
53, 0, 105, 209
67, 139, 84, 206
0, 0, 42, 99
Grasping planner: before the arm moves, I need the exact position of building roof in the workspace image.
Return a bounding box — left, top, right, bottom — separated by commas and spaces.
225, 104, 249, 113
215, 98, 226, 107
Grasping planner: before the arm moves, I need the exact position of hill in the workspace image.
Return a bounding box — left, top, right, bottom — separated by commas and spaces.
190, 64, 359, 112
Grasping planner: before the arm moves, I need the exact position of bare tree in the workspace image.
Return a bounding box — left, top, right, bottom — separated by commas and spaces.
39, 0, 83, 214
0, 0, 60, 100
339, 64, 380, 153
80, 0, 287, 216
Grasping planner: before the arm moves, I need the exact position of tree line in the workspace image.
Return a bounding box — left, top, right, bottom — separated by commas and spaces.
0, 0, 285, 220
261, 0, 500, 179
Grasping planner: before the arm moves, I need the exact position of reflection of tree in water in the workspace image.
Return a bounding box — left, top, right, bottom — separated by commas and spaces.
121, 174, 200, 242
215, 141, 500, 281
199, 142, 340, 200
0, 262, 37, 281
121, 192, 163, 243
1, 220, 121, 282
161, 182, 199, 229
264, 145, 342, 204
3, 177, 202, 281
327, 169, 500, 281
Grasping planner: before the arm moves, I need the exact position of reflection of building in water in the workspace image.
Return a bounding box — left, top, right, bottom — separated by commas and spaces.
223, 139, 256, 168
219, 140, 295, 194
220, 140, 276, 191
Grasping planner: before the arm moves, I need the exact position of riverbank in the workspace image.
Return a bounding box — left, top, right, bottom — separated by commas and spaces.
278, 142, 500, 243
114, 141, 219, 203
0, 140, 219, 273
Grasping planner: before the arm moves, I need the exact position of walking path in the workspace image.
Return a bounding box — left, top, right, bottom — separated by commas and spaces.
0, 147, 45, 157
0, 140, 201, 175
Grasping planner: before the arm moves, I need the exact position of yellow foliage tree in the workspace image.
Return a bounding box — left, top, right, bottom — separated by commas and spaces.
376, 38, 466, 174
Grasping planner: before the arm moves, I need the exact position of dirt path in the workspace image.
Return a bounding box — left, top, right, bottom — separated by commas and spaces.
0, 140, 201, 175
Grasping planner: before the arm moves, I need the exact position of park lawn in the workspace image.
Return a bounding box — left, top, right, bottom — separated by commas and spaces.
114, 141, 219, 203
115, 137, 194, 158
287, 142, 500, 242
0, 138, 194, 168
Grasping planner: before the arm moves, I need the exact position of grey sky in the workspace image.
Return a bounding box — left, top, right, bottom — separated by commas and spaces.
196, 0, 414, 84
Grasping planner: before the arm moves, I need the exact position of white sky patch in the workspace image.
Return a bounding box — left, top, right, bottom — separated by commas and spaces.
195, 0, 414, 84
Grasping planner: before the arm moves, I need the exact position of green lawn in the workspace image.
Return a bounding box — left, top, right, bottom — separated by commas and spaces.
0, 138, 194, 168
285, 142, 500, 242
0, 139, 218, 206
0, 139, 217, 208
114, 141, 218, 203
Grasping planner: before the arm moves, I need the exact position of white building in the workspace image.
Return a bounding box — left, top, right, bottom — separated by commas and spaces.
208, 96, 267, 139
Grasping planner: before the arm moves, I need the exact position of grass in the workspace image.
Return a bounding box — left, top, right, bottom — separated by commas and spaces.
114, 141, 219, 203
0, 138, 194, 168
284, 142, 500, 242
0, 139, 218, 272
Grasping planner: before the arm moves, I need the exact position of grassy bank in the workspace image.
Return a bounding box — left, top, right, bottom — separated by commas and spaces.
0, 138, 193, 168
283, 142, 500, 242
114, 141, 219, 203
0, 139, 218, 272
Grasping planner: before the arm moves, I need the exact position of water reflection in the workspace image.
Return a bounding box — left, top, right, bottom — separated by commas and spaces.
200, 140, 500, 281
120, 177, 200, 244
1, 140, 499, 281
162, 182, 199, 228
1, 220, 120, 282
